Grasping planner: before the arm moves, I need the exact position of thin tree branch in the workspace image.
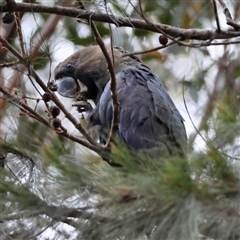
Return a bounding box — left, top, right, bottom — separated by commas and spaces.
0, 36, 115, 162
118, 37, 240, 57
57, 129, 103, 153
15, 12, 26, 56
104, 1, 120, 137
1, 80, 112, 161
218, 0, 240, 30
233, 1, 240, 21
218, 0, 233, 19
133, 0, 187, 47
29, 0, 72, 60
0, 60, 19, 67
0, 85, 50, 127
212, 0, 221, 32
0, 193, 111, 227
188, 53, 228, 147
1, 2, 240, 40
27, 222, 53, 240
28, 60, 103, 149
33, 68, 103, 149
123, 38, 180, 57
182, 78, 206, 151
0, 36, 27, 64
57, 218, 82, 231
0, 35, 103, 149
0, 53, 104, 155
0, 0, 72, 111
77, 0, 120, 143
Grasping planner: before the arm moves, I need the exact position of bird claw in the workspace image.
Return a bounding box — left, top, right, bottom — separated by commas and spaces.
76, 94, 87, 102
72, 101, 93, 113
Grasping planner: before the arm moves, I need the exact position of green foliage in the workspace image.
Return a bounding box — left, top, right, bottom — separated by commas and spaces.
1, 137, 239, 239
16, 116, 48, 152
64, 18, 109, 46
33, 49, 50, 70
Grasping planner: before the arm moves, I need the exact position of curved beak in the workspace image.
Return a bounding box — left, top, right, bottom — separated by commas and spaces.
55, 77, 79, 98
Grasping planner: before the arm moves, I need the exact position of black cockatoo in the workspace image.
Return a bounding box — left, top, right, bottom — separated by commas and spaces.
54, 45, 187, 156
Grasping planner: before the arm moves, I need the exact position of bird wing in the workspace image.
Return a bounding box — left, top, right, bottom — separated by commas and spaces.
97, 65, 187, 155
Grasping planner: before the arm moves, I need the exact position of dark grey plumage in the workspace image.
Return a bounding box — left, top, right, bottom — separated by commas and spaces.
54, 45, 187, 156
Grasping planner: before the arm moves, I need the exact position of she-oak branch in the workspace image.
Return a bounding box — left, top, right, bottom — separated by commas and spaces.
1, 2, 240, 41
1, 0, 240, 163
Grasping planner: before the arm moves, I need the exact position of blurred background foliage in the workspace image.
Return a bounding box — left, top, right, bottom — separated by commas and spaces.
0, 0, 240, 239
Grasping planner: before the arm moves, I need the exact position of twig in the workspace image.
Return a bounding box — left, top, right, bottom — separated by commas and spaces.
0, 60, 19, 67
0, 0, 58, 108
122, 37, 240, 58
218, 0, 240, 30
218, 0, 233, 19
188, 54, 227, 146
30, 0, 72, 60
0, 36, 27, 64
122, 38, 180, 57
0, 79, 104, 154
0, 36, 107, 156
212, 0, 221, 32
15, 12, 26, 56
233, 1, 240, 21
26, 73, 42, 97
4, 162, 22, 184
28, 66, 102, 148
57, 218, 82, 230
182, 78, 206, 151
207, 39, 240, 45
27, 222, 53, 240
0, 186, 114, 229
0, 10, 101, 147
130, 0, 192, 48
77, 0, 120, 141
0, 205, 94, 222
57, 129, 103, 153
0, 85, 50, 127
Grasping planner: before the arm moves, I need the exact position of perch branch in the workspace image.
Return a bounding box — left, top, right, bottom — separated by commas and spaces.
1, 2, 240, 40
77, 0, 119, 145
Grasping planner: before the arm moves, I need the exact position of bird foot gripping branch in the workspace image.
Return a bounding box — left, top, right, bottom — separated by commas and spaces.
72, 94, 93, 114
54, 45, 187, 157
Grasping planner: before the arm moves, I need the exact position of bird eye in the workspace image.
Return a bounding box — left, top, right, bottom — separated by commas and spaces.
66, 63, 73, 69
